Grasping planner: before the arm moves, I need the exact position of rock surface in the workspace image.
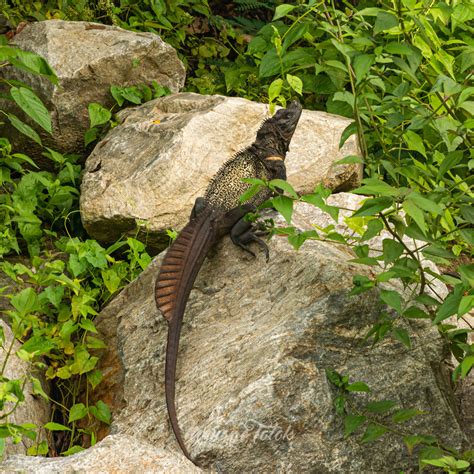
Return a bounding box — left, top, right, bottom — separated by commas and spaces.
1, 20, 185, 161
0, 434, 200, 473
80, 93, 362, 245
84, 203, 466, 472
290, 192, 449, 300
0, 321, 50, 457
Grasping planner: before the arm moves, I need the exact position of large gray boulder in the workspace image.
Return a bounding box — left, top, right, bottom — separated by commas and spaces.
81, 203, 467, 472
0, 434, 200, 473
1, 20, 185, 160
80, 93, 362, 246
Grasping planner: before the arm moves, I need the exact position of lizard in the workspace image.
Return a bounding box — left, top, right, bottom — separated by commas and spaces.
154, 100, 302, 462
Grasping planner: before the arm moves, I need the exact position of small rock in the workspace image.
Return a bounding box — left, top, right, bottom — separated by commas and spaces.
1, 20, 185, 162
0, 434, 201, 473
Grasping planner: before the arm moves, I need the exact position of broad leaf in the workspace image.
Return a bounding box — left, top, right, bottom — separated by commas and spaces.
10, 87, 52, 133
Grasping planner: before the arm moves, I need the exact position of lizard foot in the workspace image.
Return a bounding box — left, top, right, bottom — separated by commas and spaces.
231, 228, 270, 262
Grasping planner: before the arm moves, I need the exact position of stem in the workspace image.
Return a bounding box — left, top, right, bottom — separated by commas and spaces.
379, 212, 426, 296
1, 334, 17, 375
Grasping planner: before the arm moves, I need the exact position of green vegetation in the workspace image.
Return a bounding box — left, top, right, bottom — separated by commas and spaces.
0, 0, 472, 470
0, 44, 151, 455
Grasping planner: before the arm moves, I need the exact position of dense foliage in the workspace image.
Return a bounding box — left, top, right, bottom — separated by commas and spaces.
0, 0, 472, 470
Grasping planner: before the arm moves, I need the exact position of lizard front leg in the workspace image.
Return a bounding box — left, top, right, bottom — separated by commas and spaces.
230, 216, 270, 262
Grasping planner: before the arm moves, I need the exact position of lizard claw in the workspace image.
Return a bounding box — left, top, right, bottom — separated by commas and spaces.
233, 233, 270, 262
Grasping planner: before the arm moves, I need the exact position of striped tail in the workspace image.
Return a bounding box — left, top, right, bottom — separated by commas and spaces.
155, 210, 217, 462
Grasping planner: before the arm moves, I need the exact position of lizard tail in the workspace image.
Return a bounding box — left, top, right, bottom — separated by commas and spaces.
155, 210, 217, 462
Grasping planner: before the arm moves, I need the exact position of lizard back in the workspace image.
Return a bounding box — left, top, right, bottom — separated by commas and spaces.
204, 151, 274, 212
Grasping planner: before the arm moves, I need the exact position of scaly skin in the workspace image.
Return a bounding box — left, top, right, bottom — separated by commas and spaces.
155, 101, 302, 464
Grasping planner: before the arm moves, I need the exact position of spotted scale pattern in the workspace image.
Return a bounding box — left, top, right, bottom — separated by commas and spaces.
204, 151, 273, 212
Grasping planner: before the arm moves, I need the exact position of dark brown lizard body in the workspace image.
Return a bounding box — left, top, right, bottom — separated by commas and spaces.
155, 101, 302, 462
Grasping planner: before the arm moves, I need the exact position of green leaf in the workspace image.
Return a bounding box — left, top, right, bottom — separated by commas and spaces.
334, 155, 363, 165
11, 287, 39, 316
350, 274, 375, 295
42, 285, 65, 308
460, 205, 474, 224
382, 239, 404, 263
361, 219, 384, 241
272, 195, 293, 224
403, 306, 430, 319
405, 192, 443, 216
458, 295, 474, 317
268, 78, 283, 103
31, 377, 49, 401
325, 368, 343, 387
269, 179, 298, 198
361, 423, 388, 443
56, 366, 72, 379
380, 289, 402, 313
287, 230, 318, 250
44, 422, 71, 431
8, 114, 42, 145
458, 264, 474, 288
404, 434, 436, 455
344, 414, 366, 437
101, 267, 122, 294
461, 355, 474, 378
460, 228, 474, 246
286, 74, 303, 95
21, 336, 56, 355
422, 456, 470, 470
346, 382, 370, 392
374, 11, 398, 35
433, 285, 464, 324
339, 122, 358, 148
385, 43, 413, 55
365, 400, 398, 413
68, 403, 88, 423
239, 183, 263, 203
79, 318, 98, 334
392, 327, 411, 348
89, 400, 111, 424
88, 103, 111, 129
86, 336, 107, 350
61, 445, 85, 456
403, 130, 426, 157
27, 440, 48, 456
12, 49, 57, 83
403, 199, 427, 235
392, 408, 424, 423
84, 127, 99, 147
259, 49, 280, 78
353, 178, 397, 196
353, 197, 393, 217
87, 370, 103, 389
352, 54, 375, 83
273, 4, 296, 20
300, 193, 339, 222
10, 87, 52, 133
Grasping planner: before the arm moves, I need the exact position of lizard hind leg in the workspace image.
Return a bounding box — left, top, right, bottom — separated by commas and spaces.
230, 217, 270, 262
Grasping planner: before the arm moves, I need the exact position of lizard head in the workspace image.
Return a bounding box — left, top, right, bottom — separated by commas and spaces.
252, 100, 303, 164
